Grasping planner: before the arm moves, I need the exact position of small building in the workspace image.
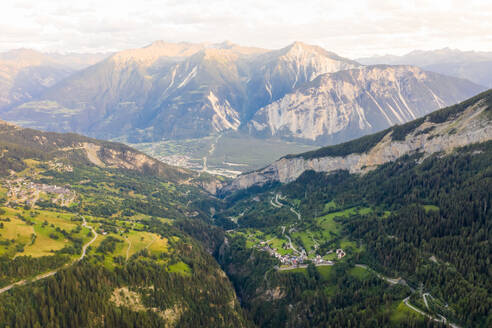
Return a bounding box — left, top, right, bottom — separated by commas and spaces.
336, 248, 346, 259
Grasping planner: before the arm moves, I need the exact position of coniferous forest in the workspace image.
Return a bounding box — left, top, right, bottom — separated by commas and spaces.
0, 92, 490, 327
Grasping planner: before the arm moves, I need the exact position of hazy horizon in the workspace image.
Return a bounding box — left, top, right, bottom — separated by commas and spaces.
2, 40, 492, 60
1, 0, 491, 58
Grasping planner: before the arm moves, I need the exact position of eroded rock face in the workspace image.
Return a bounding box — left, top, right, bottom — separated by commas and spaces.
81, 142, 189, 178
225, 100, 491, 193
248, 65, 484, 144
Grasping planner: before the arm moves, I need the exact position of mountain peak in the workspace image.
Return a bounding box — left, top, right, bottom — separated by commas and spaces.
278, 41, 358, 65
283, 41, 320, 54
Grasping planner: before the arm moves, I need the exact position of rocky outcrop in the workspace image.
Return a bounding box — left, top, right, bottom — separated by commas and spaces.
248, 65, 485, 144
224, 94, 492, 193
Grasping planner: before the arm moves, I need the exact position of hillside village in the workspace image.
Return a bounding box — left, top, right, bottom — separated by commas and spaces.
4, 178, 76, 207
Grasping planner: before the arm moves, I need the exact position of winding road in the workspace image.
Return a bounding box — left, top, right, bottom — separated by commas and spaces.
290, 207, 301, 221
355, 264, 460, 328
263, 193, 460, 327
0, 217, 97, 295
402, 297, 459, 327
79, 218, 98, 261
270, 194, 306, 257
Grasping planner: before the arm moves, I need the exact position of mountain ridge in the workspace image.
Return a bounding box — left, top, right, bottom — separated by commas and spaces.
1, 41, 361, 141
0, 120, 193, 183
358, 48, 492, 87
248, 64, 485, 144
223, 89, 492, 194
0, 42, 487, 147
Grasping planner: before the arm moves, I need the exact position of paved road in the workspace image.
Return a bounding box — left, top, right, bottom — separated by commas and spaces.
278, 262, 334, 271
0, 218, 98, 295
80, 218, 97, 261
270, 197, 282, 208
357, 264, 460, 328
269, 194, 307, 257
290, 207, 301, 221
402, 297, 460, 327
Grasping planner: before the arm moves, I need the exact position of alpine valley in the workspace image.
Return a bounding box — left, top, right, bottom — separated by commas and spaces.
0, 39, 491, 328
0, 85, 490, 327
0, 42, 486, 173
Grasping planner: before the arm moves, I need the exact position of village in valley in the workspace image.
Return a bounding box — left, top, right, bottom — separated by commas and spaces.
259, 239, 346, 270
228, 193, 351, 271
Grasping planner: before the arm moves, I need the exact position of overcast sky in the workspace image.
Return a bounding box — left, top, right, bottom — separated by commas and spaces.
1, 0, 491, 58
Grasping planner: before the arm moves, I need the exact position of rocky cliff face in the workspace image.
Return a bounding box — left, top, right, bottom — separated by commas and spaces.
243, 42, 360, 118
224, 91, 492, 193
248, 65, 485, 144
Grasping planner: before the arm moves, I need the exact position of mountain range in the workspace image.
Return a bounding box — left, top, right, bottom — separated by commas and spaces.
358, 48, 492, 88
247, 64, 481, 144
224, 89, 492, 193
0, 49, 110, 110
0, 42, 486, 147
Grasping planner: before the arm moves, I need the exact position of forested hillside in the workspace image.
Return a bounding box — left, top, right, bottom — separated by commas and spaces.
212, 91, 492, 327
0, 123, 250, 327
216, 140, 491, 327
0, 92, 490, 327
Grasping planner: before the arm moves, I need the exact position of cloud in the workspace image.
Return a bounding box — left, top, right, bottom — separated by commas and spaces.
0, 0, 491, 57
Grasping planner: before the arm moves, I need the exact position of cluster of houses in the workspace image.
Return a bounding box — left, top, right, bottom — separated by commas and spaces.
5, 178, 76, 207
259, 241, 342, 267
260, 244, 306, 266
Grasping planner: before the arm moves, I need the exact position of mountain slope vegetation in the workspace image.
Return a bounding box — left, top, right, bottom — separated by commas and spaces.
0, 122, 251, 327
211, 90, 492, 327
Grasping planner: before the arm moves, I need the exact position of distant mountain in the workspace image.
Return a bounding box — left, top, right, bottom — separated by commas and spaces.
0, 41, 358, 141
0, 49, 110, 110
243, 42, 360, 120
248, 65, 485, 144
0, 42, 486, 147
357, 48, 492, 87
224, 89, 492, 193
